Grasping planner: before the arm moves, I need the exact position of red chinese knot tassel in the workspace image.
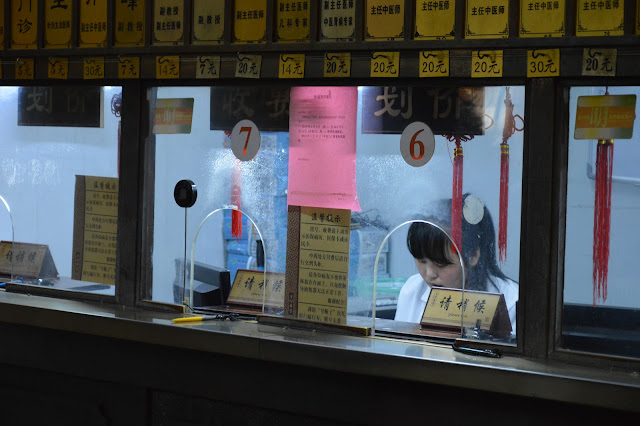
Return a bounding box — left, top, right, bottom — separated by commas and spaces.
451, 140, 464, 251
225, 130, 242, 240
593, 139, 613, 305
499, 142, 509, 263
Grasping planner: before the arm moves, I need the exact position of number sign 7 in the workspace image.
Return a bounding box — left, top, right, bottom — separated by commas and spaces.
230, 120, 261, 161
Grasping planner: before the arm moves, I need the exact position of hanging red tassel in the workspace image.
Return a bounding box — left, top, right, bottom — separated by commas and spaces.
498, 88, 524, 264
593, 139, 613, 305
224, 130, 242, 240
451, 138, 464, 251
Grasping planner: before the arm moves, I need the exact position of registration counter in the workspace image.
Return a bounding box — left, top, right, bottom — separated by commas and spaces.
0, 291, 637, 425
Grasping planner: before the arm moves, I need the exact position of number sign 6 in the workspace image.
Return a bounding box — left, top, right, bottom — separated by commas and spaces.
400, 122, 435, 167
230, 119, 261, 161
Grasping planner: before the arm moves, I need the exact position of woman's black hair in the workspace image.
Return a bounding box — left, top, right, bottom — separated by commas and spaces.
406, 194, 509, 291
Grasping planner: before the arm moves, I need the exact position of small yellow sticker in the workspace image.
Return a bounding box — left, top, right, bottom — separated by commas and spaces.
83, 57, 105, 79
370, 52, 400, 78
48, 57, 68, 80
279, 54, 305, 79
324, 53, 351, 78
156, 56, 180, 79
15, 58, 35, 79
196, 56, 221, 79
582, 48, 617, 77
419, 51, 449, 77
471, 50, 503, 78
118, 56, 140, 79
527, 49, 560, 77
235, 54, 262, 79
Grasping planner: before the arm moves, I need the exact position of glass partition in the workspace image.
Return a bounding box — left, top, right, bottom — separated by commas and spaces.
0, 85, 121, 296
148, 84, 523, 342
563, 85, 640, 358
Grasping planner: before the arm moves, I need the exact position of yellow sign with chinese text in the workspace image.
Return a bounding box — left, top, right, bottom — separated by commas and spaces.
297, 207, 350, 325
156, 56, 180, 79
0, 241, 55, 279
114, 0, 146, 47
576, 0, 625, 36
519, 0, 565, 37
279, 54, 305, 78
465, 0, 509, 39
73, 176, 119, 285
422, 288, 505, 331
15, 58, 34, 79
83, 57, 105, 79
365, 0, 404, 40
118, 56, 140, 79
276, 0, 310, 42
153, 0, 184, 44
45, 0, 72, 48
48, 57, 68, 79
319, 1, 355, 41
11, 0, 38, 49
233, 0, 267, 43
193, 1, 224, 44
414, 0, 455, 40
370, 52, 400, 77
582, 48, 617, 77
324, 53, 351, 78
235, 54, 262, 79
79, 0, 107, 47
471, 50, 503, 77
575, 95, 637, 140
196, 56, 221, 79
527, 49, 560, 77
227, 269, 285, 309
420, 51, 449, 77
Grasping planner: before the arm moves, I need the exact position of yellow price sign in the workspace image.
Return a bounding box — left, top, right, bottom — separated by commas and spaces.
83, 57, 105, 79
15, 58, 35, 80
196, 56, 221, 79
370, 52, 400, 78
471, 50, 503, 77
118, 56, 140, 79
582, 48, 617, 77
576, 0, 625, 36
324, 53, 351, 78
527, 49, 560, 77
420, 51, 449, 77
279, 54, 305, 79
235, 54, 262, 79
48, 57, 68, 79
156, 56, 180, 79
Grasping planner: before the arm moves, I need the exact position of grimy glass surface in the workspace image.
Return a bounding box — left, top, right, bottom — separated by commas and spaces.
563, 86, 640, 359
149, 85, 523, 343
0, 86, 122, 296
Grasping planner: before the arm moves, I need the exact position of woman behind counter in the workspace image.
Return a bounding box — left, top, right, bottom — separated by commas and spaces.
394, 194, 518, 334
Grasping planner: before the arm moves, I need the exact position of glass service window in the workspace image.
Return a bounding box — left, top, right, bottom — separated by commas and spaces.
0, 85, 122, 297
146, 84, 523, 345
563, 85, 640, 359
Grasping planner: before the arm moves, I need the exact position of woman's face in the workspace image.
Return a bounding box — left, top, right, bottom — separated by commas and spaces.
414, 247, 464, 289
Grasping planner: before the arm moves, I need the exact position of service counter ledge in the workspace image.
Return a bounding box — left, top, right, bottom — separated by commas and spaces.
0, 291, 638, 425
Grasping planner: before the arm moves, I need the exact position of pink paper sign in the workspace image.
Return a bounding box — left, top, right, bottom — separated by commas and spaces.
288, 87, 360, 211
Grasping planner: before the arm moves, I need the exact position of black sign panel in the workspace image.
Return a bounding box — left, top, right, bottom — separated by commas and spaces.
18, 86, 103, 128
210, 87, 290, 131
361, 86, 485, 135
